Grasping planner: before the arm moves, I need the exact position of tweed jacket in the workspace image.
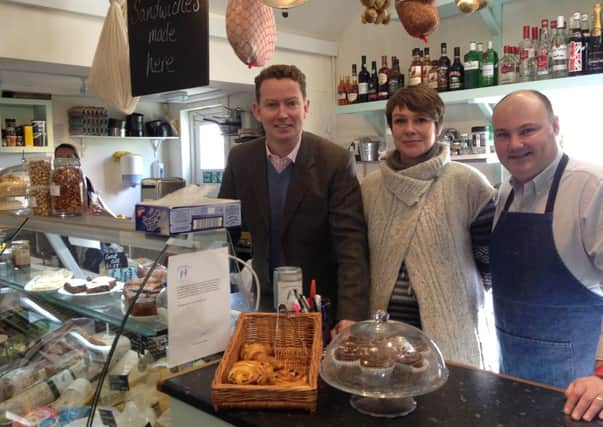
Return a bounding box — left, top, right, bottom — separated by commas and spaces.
361, 143, 495, 367
218, 131, 370, 321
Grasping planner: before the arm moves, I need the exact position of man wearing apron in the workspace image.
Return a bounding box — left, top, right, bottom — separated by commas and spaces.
490, 90, 603, 422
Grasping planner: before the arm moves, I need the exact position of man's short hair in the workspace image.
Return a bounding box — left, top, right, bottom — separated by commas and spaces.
385, 84, 445, 129
254, 64, 307, 102
494, 90, 555, 120
54, 143, 80, 159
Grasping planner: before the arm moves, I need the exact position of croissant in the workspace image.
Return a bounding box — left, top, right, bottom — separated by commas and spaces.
227, 360, 275, 385
240, 342, 274, 361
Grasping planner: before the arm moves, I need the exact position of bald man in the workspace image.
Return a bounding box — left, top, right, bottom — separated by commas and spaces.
490, 90, 603, 421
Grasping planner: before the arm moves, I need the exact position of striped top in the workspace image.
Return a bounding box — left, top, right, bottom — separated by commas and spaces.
387, 199, 496, 328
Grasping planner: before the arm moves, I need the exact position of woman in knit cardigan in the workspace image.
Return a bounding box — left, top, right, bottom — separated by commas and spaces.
361, 85, 496, 368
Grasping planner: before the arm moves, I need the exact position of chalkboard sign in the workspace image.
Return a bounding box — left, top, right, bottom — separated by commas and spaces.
127, 0, 209, 96
104, 252, 128, 270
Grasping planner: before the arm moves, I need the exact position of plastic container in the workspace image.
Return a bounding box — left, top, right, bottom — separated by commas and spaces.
27, 158, 51, 216
12, 240, 30, 268
0, 162, 31, 215
50, 157, 86, 216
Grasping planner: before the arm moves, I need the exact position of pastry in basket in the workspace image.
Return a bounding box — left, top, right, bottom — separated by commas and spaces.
239, 342, 273, 361
227, 360, 274, 385
273, 367, 308, 386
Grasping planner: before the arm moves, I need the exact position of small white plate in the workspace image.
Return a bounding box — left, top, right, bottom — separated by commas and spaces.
24, 269, 73, 293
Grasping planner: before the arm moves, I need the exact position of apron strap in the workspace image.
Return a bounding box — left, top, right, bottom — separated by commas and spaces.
502, 154, 569, 214
545, 154, 569, 214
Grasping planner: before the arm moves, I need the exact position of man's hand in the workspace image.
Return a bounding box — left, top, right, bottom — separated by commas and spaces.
564, 376, 603, 421
330, 320, 356, 340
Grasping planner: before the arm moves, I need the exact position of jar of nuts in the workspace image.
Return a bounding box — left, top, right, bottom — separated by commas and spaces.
50, 157, 86, 216
27, 158, 51, 216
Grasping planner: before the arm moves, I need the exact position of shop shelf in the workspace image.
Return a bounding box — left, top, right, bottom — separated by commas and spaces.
0, 97, 54, 152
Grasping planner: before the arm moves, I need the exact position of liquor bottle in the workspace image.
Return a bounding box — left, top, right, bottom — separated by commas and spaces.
437, 42, 451, 92
536, 19, 551, 80
388, 57, 401, 97
409, 48, 423, 86
422, 48, 433, 85
348, 64, 359, 104
449, 47, 464, 90
550, 18, 558, 46
499, 46, 518, 84
358, 55, 370, 102
428, 57, 439, 90
589, 3, 603, 73
519, 25, 535, 81
378, 56, 389, 100
480, 40, 498, 86
337, 75, 347, 106
463, 41, 480, 89
368, 60, 378, 101
552, 16, 569, 78
581, 13, 591, 74
568, 12, 586, 76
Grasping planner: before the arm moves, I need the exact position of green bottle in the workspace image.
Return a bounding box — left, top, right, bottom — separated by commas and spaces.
480, 40, 499, 87
463, 41, 480, 89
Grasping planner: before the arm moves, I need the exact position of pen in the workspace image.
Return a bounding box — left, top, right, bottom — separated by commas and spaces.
294, 289, 311, 313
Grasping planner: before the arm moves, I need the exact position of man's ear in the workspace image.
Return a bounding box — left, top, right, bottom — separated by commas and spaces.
552, 115, 560, 136
252, 102, 261, 122
303, 99, 310, 119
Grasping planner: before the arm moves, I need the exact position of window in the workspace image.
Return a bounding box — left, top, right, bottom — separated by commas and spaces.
189, 106, 229, 186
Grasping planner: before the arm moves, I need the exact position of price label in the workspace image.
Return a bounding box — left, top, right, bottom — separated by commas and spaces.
98, 407, 117, 427
104, 252, 128, 270
109, 374, 130, 391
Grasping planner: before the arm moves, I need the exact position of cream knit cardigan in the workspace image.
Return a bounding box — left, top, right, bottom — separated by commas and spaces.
361, 143, 495, 368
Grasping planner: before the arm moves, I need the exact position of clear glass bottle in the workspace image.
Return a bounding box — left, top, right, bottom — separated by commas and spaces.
500, 46, 518, 84
552, 15, 569, 78
348, 64, 359, 104
568, 12, 586, 76
421, 47, 433, 85
50, 157, 86, 217
519, 25, 535, 81
536, 19, 552, 80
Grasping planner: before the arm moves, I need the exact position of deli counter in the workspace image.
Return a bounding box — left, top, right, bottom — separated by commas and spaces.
0, 213, 230, 426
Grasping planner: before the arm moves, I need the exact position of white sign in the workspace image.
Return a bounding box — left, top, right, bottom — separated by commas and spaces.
167, 246, 230, 367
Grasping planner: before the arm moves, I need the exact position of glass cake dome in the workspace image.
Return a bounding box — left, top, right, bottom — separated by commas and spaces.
319, 310, 449, 418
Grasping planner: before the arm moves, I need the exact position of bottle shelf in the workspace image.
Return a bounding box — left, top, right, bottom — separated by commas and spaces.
336, 73, 603, 136
0, 97, 54, 152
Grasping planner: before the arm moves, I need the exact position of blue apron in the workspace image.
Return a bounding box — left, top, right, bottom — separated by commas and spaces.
490, 154, 603, 388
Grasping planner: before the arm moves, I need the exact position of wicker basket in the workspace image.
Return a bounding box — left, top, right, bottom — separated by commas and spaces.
211, 312, 322, 412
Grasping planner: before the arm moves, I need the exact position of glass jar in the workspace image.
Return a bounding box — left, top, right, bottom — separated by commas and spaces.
50, 157, 86, 216
12, 240, 30, 268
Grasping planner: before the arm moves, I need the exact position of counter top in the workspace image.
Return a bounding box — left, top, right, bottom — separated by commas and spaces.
160, 361, 600, 427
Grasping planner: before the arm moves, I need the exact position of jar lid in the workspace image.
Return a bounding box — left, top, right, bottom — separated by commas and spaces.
471, 126, 488, 132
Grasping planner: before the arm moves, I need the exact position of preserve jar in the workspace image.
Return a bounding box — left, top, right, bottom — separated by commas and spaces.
12, 240, 30, 268
50, 157, 86, 216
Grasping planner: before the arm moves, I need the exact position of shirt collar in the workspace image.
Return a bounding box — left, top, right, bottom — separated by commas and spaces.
265, 138, 302, 163
509, 150, 563, 195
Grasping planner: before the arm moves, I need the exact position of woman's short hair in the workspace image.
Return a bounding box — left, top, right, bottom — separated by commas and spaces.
386, 85, 445, 129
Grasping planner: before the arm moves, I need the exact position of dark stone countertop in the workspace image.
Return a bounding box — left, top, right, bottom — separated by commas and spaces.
160, 362, 603, 427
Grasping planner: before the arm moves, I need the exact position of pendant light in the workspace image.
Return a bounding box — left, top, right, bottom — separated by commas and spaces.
261, 0, 306, 17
